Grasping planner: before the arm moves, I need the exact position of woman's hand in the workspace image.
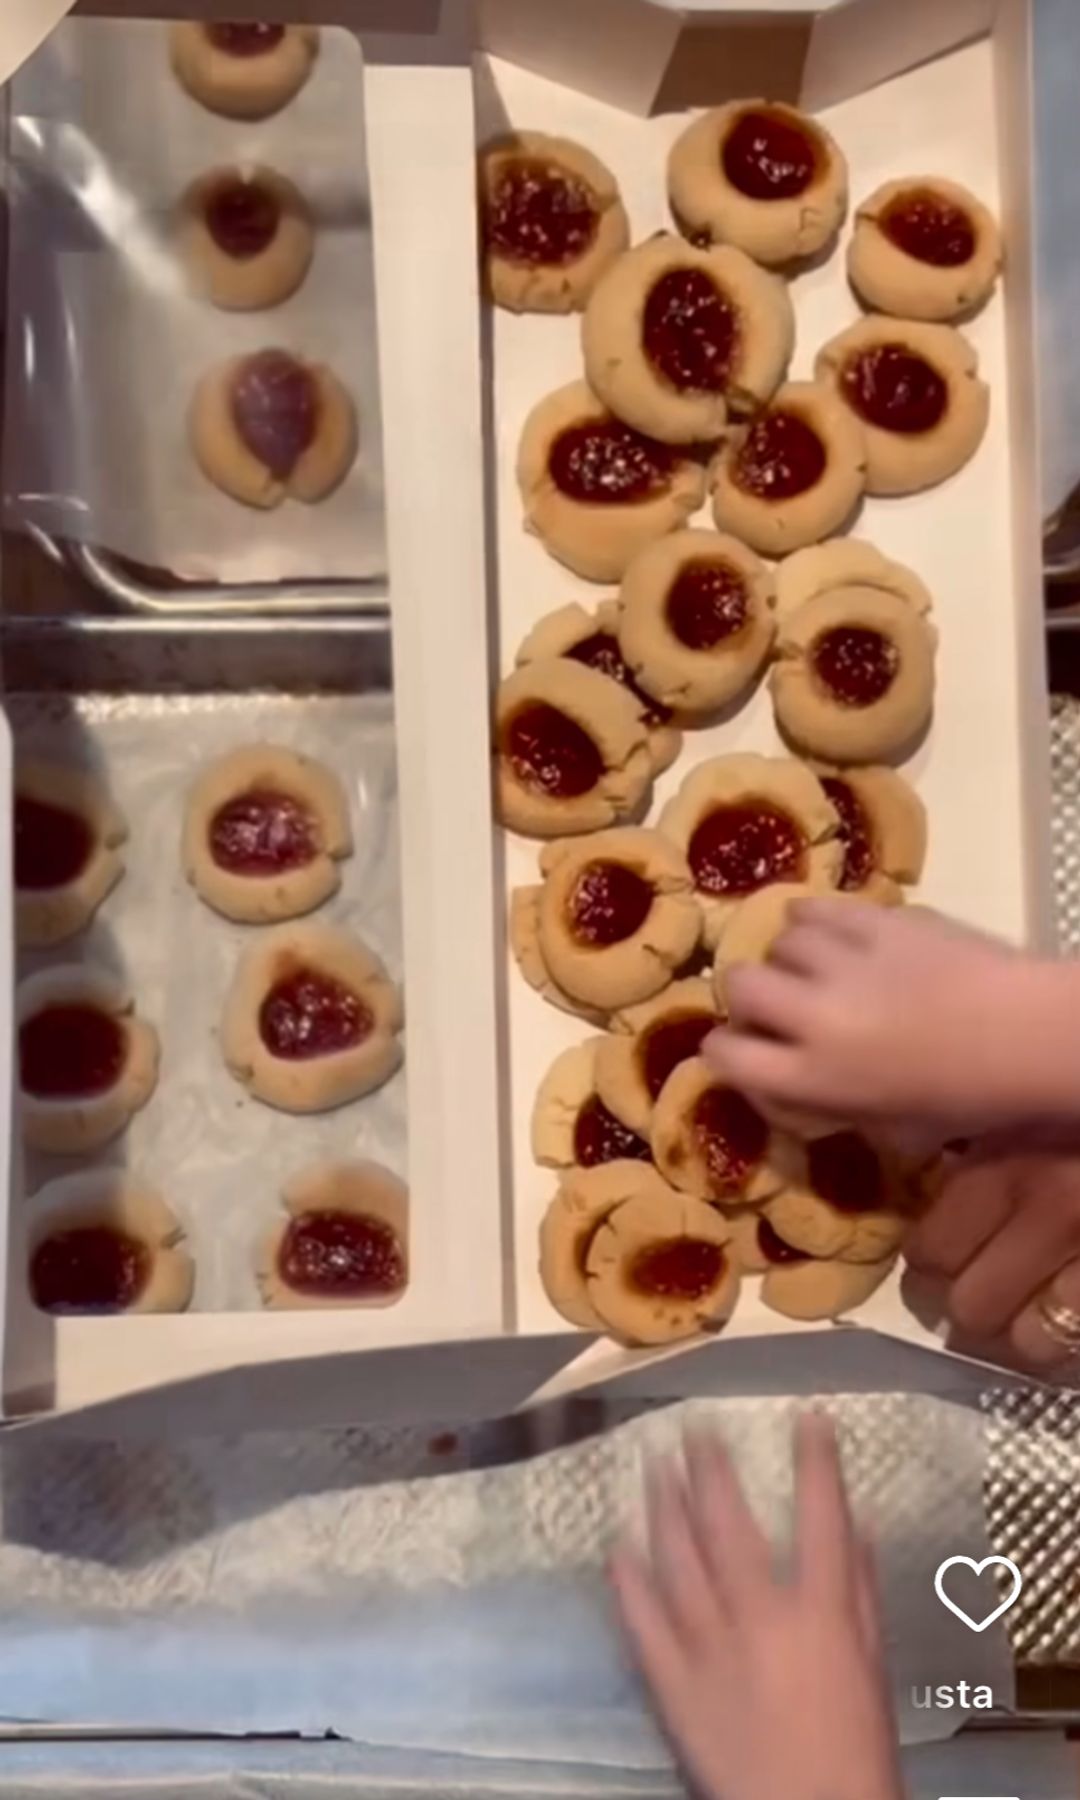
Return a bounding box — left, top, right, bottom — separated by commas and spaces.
704, 900, 1066, 1142
612, 1413, 903, 1800
909, 1147, 1080, 1373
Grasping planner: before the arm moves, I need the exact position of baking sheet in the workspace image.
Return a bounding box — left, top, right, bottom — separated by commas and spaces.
480, 41, 1033, 1340
7, 692, 405, 1314
2, 18, 386, 586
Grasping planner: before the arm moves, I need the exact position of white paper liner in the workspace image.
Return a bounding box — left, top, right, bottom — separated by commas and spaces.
2, 18, 386, 586
0, 1395, 1012, 1745
481, 43, 1033, 1348
8, 691, 405, 1313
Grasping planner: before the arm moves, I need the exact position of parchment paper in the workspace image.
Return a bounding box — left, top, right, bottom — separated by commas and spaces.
2, 18, 386, 585
0, 1395, 1012, 1745
8, 692, 405, 1312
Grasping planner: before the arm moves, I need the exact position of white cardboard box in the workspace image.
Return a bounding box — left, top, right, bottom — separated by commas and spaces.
0, 0, 1054, 1425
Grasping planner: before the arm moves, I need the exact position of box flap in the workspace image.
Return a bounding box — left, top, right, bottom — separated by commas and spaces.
0, 2, 77, 89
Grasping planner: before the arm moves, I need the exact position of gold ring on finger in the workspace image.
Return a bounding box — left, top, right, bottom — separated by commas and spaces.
1036, 1291, 1080, 1355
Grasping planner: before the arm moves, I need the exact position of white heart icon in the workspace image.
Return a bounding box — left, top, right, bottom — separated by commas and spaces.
933, 1554, 1023, 1633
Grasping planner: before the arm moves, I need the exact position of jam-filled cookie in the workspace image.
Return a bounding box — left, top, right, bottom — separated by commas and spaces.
727, 1207, 897, 1320
771, 586, 937, 764
775, 536, 933, 624
257, 1160, 408, 1310
183, 743, 352, 924
515, 598, 681, 777
712, 880, 900, 1011
18, 966, 160, 1157
848, 177, 1002, 323
517, 379, 706, 582
14, 761, 127, 950
510, 886, 609, 1026
480, 131, 629, 314
190, 348, 358, 508
651, 1055, 781, 1205
27, 1171, 194, 1316
767, 1129, 910, 1265
532, 1037, 652, 1170
710, 381, 867, 556
668, 100, 847, 268
586, 1186, 739, 1345
495, 658, 653, 838
594, 976, 722, 1138
540, 1158, 676, 1331
222, 923, 403, 1114
179, 166, 315, 311
169, 22, 318, 119
617, 527, 775, 716
811, 764, 927, 899
815, 316, 989, 496
535, 827, 701, 1013
582, 232, 794, 443
658, 752, 841, 947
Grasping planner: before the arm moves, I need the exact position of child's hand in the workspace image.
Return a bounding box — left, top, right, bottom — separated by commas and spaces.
705, 900, 1055, 1138
612, 1414, 903, 1800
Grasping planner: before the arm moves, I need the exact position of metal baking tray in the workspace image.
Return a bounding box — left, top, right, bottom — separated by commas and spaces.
1, 609, 402, 1331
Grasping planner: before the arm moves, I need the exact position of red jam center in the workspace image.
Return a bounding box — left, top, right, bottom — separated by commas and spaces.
808, 1130, 885, 1214
821, 775, 874, 891
14, 794, 94, 891
665, 559, 748, 650
881, 188, 976, 268
504, 702, 603, 799
630, 1237, 725, 1300
278, 1209, 405, 1298
693, 1084, 768, 1197
722, 107, 819, 201
688, 801, 804, 897
20, 1004, 127, 1100
813, 627, 898, 708
205, 178, 281, 260
209, 787, 318, 877
231, 349, 318, 480
486, 157, 598, 267
258, 966, 373, 1060
642, 267, 739, 394
573, 1094, 651, 1167
548, 419, 675, 505
640, 1010, 716, 1100
733, 410, 826, 500
205, 22, 286, 54
841, 345, 947, 435
758, 1217, 809, 1265
568, 859, 653, 947
568, 630, 671, 726
30, 1227, 148, 1315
